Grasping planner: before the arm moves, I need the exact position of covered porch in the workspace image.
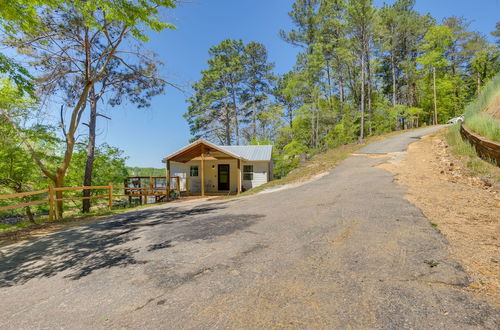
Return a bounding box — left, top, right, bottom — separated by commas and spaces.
164, 140, 244, 196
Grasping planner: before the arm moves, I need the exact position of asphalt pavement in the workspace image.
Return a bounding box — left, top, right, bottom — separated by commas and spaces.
0, 125, 497, 329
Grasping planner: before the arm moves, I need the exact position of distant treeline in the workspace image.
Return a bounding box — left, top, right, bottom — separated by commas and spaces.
126, 167, 165, 177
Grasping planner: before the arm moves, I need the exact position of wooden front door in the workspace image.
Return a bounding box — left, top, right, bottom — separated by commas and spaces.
218, 164, 230, 191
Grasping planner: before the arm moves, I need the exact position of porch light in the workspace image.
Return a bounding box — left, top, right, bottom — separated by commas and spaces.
212, 165, 215, 169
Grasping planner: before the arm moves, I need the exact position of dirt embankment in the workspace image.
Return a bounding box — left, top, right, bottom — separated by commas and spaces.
485, 93, 500, 122
382, 131, 500, 306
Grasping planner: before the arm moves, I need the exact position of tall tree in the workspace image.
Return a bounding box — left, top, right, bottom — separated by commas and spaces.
346, 0, 375, 140
417, 25, 453, 124
3, 0, 176, 217
186, 39, 275, 145
492, 22, 500, 47
280, 0, 320, 53
242, 42, 275, 140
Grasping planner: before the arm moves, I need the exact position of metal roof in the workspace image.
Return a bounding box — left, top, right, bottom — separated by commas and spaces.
218, 145, 273, 161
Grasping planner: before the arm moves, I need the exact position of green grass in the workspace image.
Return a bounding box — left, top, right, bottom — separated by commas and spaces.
466, 113, 500, 141
445, 124, 499, 179
463, 73, 500, 142
464, 73, 500, 118
0, 198, 171, 234
0, 221, 33, 232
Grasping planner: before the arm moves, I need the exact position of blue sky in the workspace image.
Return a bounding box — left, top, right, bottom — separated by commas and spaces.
100, 0, 499, 168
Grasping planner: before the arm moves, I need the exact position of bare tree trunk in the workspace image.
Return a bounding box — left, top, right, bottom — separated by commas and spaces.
222, 101, 231, 145
252, 100, 257, 139
311, 105, 316, 148
433, 67, 438, 125
391, 51, 397, 107
360, 43, 366, 141
325, 59, 334, 114
82, 86, 97, 213
336, 58, 345, 120
477, 73, 481, 95
230, 89, 239, 145
25, 205, 35, 223
22, 195, 35, 224
316, 103, 320, 149
367, 45, 373, 136
55, 173, 65, 218
339, 73, 345, 119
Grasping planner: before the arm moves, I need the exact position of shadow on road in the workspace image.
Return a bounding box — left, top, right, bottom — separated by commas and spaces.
0, 202, 262, 287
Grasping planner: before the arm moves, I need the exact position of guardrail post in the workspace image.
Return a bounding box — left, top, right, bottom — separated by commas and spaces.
48, 184, 54, 221
108, 183, 113, 211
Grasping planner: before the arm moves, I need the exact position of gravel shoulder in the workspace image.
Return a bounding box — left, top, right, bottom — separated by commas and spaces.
381, 129, 500, 306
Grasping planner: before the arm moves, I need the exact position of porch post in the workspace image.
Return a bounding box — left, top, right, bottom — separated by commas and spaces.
166, 160, 170, 201
201, 145, 205, 197
237, 159, 242, 194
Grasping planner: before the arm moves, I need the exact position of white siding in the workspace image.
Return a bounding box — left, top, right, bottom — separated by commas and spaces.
242, 161, 269, 191
170, 162, 190, 191
171, 160, 271, 193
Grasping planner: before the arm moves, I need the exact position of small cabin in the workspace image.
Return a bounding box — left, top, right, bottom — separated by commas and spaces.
163, 139, 273, 195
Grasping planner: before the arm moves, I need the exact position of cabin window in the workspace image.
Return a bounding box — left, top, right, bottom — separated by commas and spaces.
190, 166, 199, 177
243, 165, 253, 180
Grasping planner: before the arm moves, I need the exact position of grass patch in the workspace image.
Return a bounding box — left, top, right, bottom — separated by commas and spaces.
0, 199, 172, 235
463, 73, 500, 141
445, 124, 499, 180
0, 221, 33, 232
464, 73, 500, 118
466, 113, 500, 141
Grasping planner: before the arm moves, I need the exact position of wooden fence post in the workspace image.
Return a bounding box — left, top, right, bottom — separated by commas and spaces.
176, 177, 180, 195
48, 184, 54, 221
186, 177, 190, 196
108, 182, 113, 211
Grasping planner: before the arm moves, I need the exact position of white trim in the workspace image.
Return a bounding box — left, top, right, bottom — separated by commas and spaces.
163, 139, 245, 162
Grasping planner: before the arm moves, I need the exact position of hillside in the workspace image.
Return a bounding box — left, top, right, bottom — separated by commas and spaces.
126, 167, 165, 177
464, 73, 500, 141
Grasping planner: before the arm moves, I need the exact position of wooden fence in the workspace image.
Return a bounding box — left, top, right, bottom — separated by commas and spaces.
460, 123, 500, 165
0, 177, 181, 221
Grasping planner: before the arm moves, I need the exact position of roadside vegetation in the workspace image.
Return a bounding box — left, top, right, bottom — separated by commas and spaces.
445, 74, 500, 179
463, 73, 500, 141
445, 124, 499, 180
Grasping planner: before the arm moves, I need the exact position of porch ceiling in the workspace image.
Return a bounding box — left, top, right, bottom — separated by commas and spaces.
165, 140, 243, 163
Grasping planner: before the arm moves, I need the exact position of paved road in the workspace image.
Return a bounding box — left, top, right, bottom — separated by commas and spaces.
0, 126, 498, 329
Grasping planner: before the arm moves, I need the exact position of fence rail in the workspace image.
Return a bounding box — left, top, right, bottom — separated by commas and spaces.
0, 177, 181, 221
460, 123, 500, 165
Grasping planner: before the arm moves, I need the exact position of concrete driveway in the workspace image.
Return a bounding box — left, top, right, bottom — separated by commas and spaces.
0, 126, 498, 329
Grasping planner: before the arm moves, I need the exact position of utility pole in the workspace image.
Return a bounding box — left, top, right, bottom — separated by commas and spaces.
433, 66, 438, 125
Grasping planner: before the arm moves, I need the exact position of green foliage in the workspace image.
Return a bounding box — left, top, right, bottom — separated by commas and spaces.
462, 72, 500, 141
445, 124, 497, 175
0, 54, 34, 96
273, 140, 310, 178
418, 25, 453, 69
0, 119, 59, 219
127, 167, 165, 177
0, 0, 176, 41
66, 144, 129, 187
464, 72, 500, 118
185, 39, 275, 145
466, 114, 500, 142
